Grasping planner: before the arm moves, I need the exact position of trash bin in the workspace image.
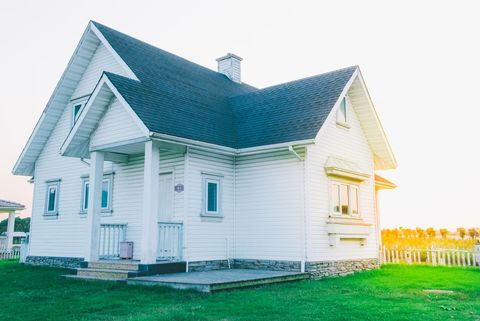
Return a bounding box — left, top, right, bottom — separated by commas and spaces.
119, 241, 133, 259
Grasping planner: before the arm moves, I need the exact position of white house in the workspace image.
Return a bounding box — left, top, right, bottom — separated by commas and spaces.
13, 21, 396, 278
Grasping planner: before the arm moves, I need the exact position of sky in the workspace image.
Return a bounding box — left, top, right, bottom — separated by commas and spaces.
0, 0, 479, 229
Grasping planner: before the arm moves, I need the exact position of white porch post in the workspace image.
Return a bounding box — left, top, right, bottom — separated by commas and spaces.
141, 140, 160, 264
85, 151, 104, 262
6, 212, 15, 250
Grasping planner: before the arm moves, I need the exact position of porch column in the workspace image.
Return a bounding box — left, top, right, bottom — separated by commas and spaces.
85, 151, 104, 262
141, 141, 160, 264
6, 212, 15, 250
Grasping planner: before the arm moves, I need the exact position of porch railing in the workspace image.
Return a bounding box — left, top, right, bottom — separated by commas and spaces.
0, 247, 20, 260
99, 224, 127, 259
157, 222, 183, 261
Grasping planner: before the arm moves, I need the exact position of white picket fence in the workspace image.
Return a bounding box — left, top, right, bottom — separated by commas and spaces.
0, 247, 21, 260
382, 247, 480, 268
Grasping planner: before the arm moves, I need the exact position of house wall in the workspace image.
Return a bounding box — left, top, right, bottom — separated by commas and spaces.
306, 95, 378, 262
28, 41, 133, 259
234, 149, 305, 262
185, 148, 234, 262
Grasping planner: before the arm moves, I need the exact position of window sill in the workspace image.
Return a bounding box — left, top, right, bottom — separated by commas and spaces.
200, 212, 223, 219
43, 213, 59, 219
79, 210, 113, 217
336, 121, 351, 129
328, 214, 364, 224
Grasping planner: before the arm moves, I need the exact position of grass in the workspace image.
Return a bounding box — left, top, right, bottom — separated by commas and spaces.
0, 261, 479, 321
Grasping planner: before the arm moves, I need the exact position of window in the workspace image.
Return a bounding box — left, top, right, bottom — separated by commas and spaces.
81, 175, 113, 213
338, 97, 348, 123
202, 175, 221, 216
45, 180, 60, 215
331, 182, 360, 216
72, 103, 83, 124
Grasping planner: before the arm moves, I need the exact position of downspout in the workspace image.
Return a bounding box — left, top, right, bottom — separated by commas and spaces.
232, 154, 237, 269
289, 145, 307, 273
184, 146, 190, 272
288, 146, 302, 161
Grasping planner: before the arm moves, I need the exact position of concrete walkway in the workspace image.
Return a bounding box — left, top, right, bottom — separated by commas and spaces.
128, 269, 309, 292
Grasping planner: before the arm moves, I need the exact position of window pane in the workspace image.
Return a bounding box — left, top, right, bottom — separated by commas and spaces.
340, 98, 347, 122
340, 184, 349, 214
101, 180, 109, 209
332, 184, 340, 213
83, 182, 89, 210
73, 104, 82, 123
207, 182, 218, 212
351, 187, 359, 215
48, 187, 56, 212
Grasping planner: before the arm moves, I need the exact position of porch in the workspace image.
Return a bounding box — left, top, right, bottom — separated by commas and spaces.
80, 139, 186, 265
128, 269, 309, 292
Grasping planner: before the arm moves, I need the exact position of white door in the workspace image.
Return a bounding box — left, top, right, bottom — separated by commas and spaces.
158, 172, 174, 222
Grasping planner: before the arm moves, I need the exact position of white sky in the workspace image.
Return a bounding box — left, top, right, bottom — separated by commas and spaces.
0, 0, 479, 229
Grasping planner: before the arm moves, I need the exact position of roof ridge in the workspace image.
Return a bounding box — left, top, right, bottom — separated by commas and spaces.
229, 65, 357, 99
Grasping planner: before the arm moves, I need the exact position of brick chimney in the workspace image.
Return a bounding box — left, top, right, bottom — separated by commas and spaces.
216, 53, 242, 83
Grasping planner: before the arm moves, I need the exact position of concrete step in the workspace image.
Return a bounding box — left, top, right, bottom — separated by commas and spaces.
64, 274, 127, 282
87, 261, 140, 271
76, 268, 136, 280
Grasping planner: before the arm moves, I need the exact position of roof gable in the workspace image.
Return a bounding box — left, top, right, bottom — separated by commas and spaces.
231, 66, 357, 148
12, 22, 136, 176
61, 74, 149, 158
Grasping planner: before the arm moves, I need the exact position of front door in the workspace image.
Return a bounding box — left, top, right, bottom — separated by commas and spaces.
158, 172, 174, 222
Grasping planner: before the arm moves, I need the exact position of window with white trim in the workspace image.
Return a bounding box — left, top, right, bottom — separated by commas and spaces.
45, 180, 60, 216
331, 182, 360, 216
80, 175, 113, 213
338, 97, 348, 124
202, 175, 221, 216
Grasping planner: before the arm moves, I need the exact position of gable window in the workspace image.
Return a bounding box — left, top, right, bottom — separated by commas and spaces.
80, 174, 113, 214
331, 181, 360, 216
202, 174, 222, 216
72, 103, 83, 125
44, 180, 60, 216
338, 97, 348, 123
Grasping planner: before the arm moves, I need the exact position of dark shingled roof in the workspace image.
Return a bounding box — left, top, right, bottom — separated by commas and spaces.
93, 21, 357, 149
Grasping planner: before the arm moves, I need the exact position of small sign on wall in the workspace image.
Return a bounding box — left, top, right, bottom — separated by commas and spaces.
174, 183, 184, 193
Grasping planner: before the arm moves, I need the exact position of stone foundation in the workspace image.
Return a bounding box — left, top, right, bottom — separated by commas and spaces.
233, 259, 301, 272
306, 258, 379, 278
25, 256, 84, 269
188, 260, 230, 272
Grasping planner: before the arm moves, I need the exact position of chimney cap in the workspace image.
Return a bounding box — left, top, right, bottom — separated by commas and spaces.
216, 53, 243, 62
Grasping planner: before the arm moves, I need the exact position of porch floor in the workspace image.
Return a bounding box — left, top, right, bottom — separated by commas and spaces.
127, 269, 309, 292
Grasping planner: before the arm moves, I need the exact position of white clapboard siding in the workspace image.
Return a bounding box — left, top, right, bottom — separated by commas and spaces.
28, 39, 134, 258
185, 148, 234, 261
71, 43, 128, 99
306, 93, 377, 262
90, 98, 145, 148
235, 149, 305, 261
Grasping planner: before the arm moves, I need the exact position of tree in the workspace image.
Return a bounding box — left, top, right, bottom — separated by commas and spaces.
457, 227, 466, 239
439, 228, 448, 239
416, 227, 425, 238
468, 228, 479, 240
0, 217, 30, 234
426, 227, 436, 238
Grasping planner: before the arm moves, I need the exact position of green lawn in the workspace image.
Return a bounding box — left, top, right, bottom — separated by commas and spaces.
0, 261, 479, 321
